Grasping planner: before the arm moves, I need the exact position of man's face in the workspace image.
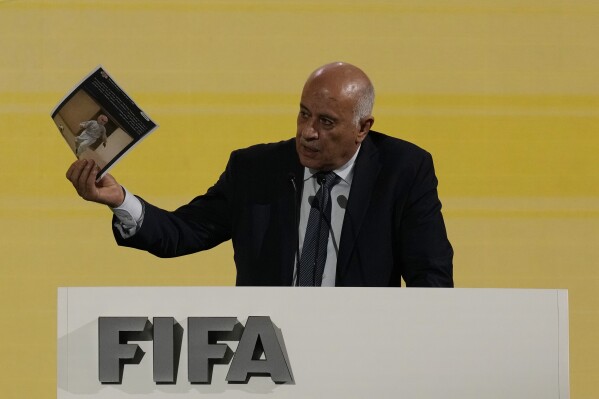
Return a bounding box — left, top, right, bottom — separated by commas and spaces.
295, 78, 367, 171
98, 115, 108, 125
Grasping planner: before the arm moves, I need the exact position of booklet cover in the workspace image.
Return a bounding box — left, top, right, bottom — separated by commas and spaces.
51, 66, 158, 180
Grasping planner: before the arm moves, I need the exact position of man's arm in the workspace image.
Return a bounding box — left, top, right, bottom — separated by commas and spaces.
66, 156, 234, 259
111, 158, 234, 258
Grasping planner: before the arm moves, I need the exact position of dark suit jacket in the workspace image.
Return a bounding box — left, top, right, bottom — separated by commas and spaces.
114, 131, 453, 287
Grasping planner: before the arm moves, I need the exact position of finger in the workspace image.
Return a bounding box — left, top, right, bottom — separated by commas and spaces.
85, 163, 100, 199
67, 159, 87, 186
66, 159, 85, 182
66, 162, 77, 181
77, 160, 95, 198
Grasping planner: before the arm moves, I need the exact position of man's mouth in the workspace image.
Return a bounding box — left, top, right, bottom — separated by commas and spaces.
302, 144, 319, 153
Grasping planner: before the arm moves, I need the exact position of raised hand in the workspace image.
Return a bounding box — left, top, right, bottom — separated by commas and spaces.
66, 159, 124, 208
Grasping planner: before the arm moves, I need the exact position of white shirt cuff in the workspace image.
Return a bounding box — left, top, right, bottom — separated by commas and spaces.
111, 186, 144, 238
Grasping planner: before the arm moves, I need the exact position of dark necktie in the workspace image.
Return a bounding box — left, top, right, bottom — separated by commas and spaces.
298, 171, 340, 286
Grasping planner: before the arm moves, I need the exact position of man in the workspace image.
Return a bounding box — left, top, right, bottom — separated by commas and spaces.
75, 114, 109, 156
66, 62, 453, 287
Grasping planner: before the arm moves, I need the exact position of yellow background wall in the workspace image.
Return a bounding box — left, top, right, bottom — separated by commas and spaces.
1, 0, 597, 397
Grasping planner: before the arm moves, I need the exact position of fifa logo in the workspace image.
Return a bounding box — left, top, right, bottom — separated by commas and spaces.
98, 316, 293, 384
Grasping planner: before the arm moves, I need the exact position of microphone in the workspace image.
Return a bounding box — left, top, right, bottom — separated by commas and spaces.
316, 174, 326, 186
288, 173, 297, 193
288, 173, 301, 286
307, 190, 339, 257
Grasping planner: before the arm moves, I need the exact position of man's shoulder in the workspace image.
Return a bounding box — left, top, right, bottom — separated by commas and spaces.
229, 138, 298, 171
234, 138, 295, 156
366, 131, 431, 163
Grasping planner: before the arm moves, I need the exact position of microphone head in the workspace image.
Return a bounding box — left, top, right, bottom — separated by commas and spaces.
337, 195, 348, 209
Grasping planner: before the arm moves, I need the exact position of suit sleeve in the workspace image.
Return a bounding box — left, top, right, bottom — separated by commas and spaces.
112, 155, 235, 258
398, 152, 454, 287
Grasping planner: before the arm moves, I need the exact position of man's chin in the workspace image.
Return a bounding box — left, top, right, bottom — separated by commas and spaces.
298, 154, 321, 170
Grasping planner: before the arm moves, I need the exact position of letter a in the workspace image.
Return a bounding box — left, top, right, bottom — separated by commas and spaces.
226, 316, 293, 383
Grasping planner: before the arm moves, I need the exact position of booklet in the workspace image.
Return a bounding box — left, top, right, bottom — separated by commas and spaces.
51, 66, 158, 180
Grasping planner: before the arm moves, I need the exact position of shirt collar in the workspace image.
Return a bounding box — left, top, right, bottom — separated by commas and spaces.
303, 145, 361, 185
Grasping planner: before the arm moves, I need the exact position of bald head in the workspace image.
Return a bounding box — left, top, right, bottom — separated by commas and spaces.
97, 114, 108, 125
296, 63, 375, 171
305, 62, 375, 126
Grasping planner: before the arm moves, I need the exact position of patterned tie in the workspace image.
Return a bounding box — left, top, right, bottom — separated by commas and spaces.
298, 171, 340, 286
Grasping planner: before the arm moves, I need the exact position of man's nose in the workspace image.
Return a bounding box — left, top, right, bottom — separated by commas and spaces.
301, 122, 318, 140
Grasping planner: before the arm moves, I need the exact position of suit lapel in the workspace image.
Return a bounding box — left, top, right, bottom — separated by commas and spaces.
336, 135, 381, 282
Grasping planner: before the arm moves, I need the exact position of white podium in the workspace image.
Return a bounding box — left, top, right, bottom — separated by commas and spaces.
58, 287, 569, 398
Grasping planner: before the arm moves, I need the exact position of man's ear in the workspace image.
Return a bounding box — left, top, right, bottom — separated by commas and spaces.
356, 116, 374, 144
